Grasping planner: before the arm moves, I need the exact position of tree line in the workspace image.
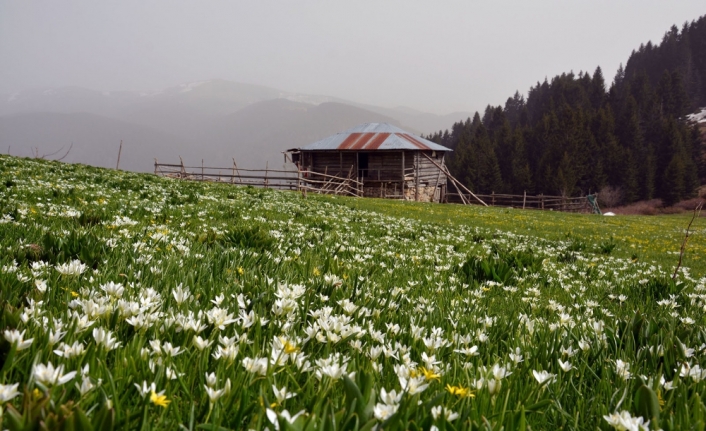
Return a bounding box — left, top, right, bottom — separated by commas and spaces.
428, 15, 706, 206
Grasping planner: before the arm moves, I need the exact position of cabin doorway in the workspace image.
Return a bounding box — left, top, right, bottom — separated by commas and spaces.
358, 153, 369, 178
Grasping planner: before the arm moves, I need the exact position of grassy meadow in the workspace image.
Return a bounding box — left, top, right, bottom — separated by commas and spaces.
1, 154, 705, 430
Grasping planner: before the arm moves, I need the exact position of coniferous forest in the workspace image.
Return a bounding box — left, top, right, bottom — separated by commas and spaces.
428, 15, 706, 206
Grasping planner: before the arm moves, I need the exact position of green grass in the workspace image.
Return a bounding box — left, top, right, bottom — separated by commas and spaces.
0, 154, 705, 431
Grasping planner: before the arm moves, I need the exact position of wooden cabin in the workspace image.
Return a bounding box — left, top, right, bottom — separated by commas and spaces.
287, 123, 452, 202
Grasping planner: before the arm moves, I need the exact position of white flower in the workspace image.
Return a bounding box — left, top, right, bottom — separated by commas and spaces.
398, 375, 429, 395
33, 362, 77, 387
100, 281, 124, 298
0, 383, 20, 403
558, 359, 573, 372
55, 260, 87, 276
491, 364, 511, 380
242, 357, 268, 375
35, 279, 48, 293
374, 402, 399, 421
205, 372, 218, 388
266, 409, 306, 431
379, 388, 402, 405
603, 410, 650, 431
172, 284, 191, 305
532, 370, 556, 385
77, 376, 95, 395
272, 385, 297, 404
93, 327, 122, 350
134, 381, 157, 398
4, 329, 33, 351
454, 345, 479, 356
204, 385, 226, 403
509, 347, 523, 364
487, 378, 501, 395
212, 344, 239, 362
193, 335, 213, 351
615, 360, 631, 380
431, 405, 459, 422
53, 341, 86, 358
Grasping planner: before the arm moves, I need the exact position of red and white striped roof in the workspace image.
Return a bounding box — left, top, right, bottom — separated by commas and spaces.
296, 123, 451, 152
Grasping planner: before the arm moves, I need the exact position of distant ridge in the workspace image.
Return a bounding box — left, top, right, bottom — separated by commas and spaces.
0, 80, 470, 172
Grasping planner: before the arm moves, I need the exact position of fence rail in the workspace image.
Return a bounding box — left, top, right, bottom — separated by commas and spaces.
154, 160, 363, 197
446, 191, 594, 213
155, 160, 596, 213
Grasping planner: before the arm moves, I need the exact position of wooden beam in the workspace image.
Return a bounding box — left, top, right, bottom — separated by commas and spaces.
421, 153, 487, 206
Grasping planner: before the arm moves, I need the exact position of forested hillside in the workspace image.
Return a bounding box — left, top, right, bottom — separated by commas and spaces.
429, 15, 706, 206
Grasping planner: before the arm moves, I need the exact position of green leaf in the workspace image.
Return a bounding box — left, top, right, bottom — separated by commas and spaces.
518, 406, 527, 431
73, 407, 94, 431
634, 384, 660, 426
525, 399, 552, 412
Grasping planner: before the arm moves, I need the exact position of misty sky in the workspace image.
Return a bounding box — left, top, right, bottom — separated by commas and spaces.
1, 1, 704, 114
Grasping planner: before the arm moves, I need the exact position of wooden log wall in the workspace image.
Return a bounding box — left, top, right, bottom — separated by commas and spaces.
311, 152, 356, 178
366, 152, 407, 181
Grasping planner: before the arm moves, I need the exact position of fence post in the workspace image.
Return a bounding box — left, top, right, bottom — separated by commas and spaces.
492, 191, 495, 206
201, 159, 204, 181
523, 190, 526, 209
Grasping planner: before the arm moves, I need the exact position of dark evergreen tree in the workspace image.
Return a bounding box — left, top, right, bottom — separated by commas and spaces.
436, 14, 705, 205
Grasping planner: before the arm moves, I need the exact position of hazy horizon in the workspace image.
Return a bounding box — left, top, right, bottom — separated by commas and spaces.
1, 1, 704, 115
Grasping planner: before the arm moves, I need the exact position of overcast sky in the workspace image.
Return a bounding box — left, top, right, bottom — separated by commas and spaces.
1, 1, 704, 114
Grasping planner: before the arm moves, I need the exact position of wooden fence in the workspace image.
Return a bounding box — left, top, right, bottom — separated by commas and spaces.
154, 159, 363, 197
446, 191, 594, 213
155, 159, 596, 213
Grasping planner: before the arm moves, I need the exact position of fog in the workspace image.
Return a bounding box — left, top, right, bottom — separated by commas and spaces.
1, 1, 704, 114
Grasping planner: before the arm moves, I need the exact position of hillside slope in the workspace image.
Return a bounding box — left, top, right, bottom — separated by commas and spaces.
0, 112, 194, 172
0, 155, 704, 429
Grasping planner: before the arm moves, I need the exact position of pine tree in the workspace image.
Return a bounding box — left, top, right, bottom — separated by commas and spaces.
510, 128, 533, 194
662, 154, 686, 205
556, 152, 578, 196
590, 66, 606, 109
622, 149, 640, 203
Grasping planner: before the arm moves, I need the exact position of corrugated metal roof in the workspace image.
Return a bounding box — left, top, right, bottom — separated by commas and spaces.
294, 123, 452, 152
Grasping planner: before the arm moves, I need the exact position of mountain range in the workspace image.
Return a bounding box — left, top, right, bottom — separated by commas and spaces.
0, 80, 470, 172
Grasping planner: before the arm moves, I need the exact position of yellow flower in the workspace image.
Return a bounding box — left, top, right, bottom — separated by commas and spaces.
419, 367, 441, 382
237, 267, 244, 275
150, 391, 170, 408
279, 337, 300, 354
446, 384, 474, 398
313, 268, 321, 276
32, 388, 43, 400
71, 291, 79, 298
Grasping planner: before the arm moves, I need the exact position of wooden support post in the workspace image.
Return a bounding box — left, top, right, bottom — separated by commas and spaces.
201, 159, 204, 181
265, 161, 269, 188
401, 151, 405, 200
415, 153, 420, 202
154, 158, 158, 175
116, 140, 123, 170
523, 190, 526, 209
232, 158, 241, 185
179, 156, 186, 178
492, 191, 495, 206
431, 161, 443, 203
421, 153, 487, 206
